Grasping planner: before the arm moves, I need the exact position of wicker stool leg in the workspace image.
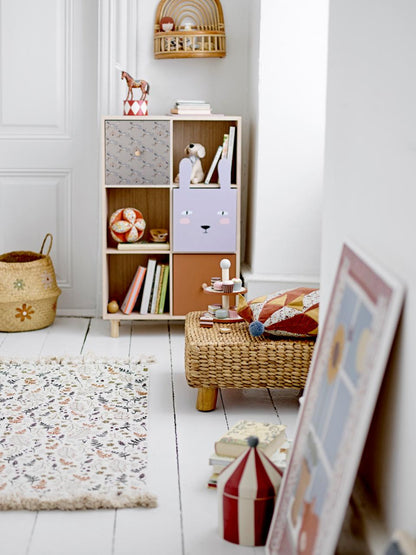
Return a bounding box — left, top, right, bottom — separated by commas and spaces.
196, 387, 218, 412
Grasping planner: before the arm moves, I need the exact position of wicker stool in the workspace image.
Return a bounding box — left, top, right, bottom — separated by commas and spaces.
185, 311, 316, 411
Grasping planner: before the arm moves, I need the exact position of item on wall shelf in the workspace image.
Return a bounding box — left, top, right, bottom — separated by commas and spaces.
160, 16, 174, 31
109, 208, 146, 243
121, 70, 149, 116
217, 436, 283, 546
154, 0, 226, 59
0, 233, 61, 332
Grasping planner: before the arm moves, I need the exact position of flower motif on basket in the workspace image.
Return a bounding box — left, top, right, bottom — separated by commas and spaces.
15, 303, 35, 322
42, 271, 53, 289
13, 278, 25, 290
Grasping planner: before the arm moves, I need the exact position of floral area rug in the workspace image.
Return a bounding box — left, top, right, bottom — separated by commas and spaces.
0, 356, 156, 510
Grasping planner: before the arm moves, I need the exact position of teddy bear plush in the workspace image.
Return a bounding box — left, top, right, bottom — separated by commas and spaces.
175, 143, 206, 184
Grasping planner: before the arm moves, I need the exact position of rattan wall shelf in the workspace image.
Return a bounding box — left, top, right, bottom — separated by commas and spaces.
154, 0, 226, 59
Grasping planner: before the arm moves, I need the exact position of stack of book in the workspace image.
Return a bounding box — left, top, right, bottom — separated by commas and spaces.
204, 125, 236, 184
171, 100, 212, 115
207, 420, 289, 488
120, 258, 170, 315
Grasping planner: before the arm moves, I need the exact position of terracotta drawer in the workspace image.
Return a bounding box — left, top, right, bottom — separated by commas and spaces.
172, 253, 236, 316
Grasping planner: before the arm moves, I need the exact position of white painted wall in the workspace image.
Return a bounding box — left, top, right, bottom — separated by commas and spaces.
322, 0, 416, 536
244, 0, 328, 297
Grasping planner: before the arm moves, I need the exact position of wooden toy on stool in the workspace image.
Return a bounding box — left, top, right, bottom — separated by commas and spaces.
200, 258, 247, 323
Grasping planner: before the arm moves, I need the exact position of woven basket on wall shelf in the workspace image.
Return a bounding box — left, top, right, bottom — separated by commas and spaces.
0, 234, 61, 332
154, 0, 226, 59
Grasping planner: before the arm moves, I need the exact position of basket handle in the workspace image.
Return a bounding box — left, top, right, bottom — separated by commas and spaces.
40, 233, 53, 256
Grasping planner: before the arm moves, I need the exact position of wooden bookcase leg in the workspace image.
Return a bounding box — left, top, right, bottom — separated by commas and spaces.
110, 320, 120, 338
196, 387, 218, 411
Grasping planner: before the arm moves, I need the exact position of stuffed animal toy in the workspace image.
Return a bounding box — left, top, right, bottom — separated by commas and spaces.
175, 143, 206, 184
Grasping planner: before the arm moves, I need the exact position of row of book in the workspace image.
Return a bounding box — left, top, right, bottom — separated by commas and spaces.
120, 259, 169, 315
204, 125, 235, 184
171, 99, 212, 115
207, 419, 289, 488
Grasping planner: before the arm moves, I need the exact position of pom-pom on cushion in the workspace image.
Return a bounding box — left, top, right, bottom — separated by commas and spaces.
109, 208, 146, 243
237, 287, 319, 338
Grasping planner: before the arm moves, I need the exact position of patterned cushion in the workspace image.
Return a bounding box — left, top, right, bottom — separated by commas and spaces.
237, 287, 320, 338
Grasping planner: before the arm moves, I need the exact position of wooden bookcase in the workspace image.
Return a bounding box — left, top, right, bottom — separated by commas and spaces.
102, 115, 241, 337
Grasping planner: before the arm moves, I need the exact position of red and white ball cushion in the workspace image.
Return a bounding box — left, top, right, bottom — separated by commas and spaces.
237, 287, 319, 338
109, 208, 146, 243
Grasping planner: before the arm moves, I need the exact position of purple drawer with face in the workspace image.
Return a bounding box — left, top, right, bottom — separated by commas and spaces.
173, 158, 237, 253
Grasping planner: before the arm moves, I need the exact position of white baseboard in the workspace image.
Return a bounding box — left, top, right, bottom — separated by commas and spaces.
56, 308, 98, 317
241, 264, 320, 298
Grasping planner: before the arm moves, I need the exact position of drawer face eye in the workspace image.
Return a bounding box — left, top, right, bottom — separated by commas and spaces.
105, 120, 170, 185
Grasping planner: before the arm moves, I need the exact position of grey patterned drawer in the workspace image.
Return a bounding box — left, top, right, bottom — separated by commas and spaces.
105, 120, 170, 185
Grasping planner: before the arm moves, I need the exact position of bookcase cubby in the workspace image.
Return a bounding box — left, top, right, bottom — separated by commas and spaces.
102, 115, 242, 337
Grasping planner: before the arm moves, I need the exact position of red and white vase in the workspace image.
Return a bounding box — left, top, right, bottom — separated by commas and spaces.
123, 100, 148, 116
217, 436, 283, 546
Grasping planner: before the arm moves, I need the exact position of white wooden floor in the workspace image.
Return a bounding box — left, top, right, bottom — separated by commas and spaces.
0, 317, 301, 555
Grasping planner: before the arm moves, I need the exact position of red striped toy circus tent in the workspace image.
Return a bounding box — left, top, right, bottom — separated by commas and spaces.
217, 436, 283, 546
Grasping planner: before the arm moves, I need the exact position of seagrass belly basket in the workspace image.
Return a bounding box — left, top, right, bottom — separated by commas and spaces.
0, 234, 61, 332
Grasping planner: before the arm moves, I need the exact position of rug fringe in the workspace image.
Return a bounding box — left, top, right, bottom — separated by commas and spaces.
0, 491, 158, 511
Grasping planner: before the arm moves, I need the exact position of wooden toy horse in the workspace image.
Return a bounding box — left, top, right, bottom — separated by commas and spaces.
121, 71, 150, 102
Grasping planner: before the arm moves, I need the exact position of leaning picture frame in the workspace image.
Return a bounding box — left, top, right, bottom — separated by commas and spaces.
266, 242, 404, 555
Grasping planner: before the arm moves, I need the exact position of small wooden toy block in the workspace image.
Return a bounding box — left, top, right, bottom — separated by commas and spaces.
199, 313, 214, 328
